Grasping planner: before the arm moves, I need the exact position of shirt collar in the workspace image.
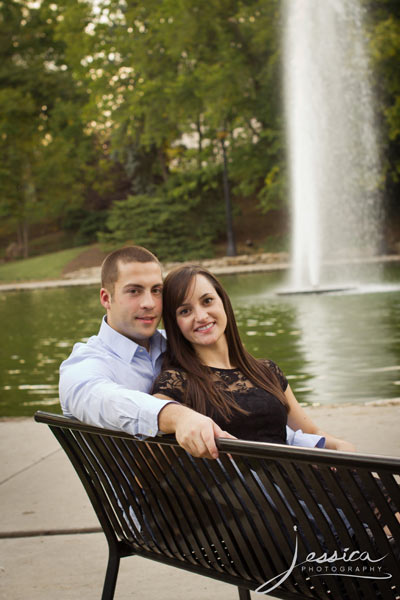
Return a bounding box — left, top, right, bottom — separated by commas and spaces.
98, 316, 166, 363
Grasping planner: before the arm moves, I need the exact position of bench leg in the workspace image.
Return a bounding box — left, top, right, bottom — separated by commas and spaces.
101, 551, 120, 600
238, 587, 251, 600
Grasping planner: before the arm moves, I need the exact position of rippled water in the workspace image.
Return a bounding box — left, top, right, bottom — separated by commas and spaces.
1, 284, 103, 417
1, 265, 400, 416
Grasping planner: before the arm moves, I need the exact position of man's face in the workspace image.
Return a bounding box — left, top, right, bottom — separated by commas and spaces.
100, 260, 163, 348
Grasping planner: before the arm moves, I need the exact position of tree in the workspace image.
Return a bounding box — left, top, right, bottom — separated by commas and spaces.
57, 0, 285, 257
3, 0, 399, 260
0, 1, 102, 255
368, 1, 400, 215
99, 164, 226, 261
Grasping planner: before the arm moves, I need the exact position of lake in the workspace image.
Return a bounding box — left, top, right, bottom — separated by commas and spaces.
1, 264, 400, 417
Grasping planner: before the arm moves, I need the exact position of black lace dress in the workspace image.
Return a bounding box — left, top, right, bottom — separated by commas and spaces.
152, 360, 289, 444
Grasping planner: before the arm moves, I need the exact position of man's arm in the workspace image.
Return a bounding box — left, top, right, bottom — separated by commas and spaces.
158, 401, 235, 459
59, 350, 234, 457
59, 353, 174, 438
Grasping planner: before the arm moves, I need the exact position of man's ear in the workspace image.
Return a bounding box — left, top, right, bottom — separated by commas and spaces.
100, 288, 112, 310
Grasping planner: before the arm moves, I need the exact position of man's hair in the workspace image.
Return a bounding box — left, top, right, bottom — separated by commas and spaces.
101, 245, 160, 293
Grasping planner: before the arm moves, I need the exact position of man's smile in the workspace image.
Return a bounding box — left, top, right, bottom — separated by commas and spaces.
136, 316, 157, 323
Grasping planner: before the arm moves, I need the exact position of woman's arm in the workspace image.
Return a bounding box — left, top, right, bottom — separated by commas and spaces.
285, 385, 356, 452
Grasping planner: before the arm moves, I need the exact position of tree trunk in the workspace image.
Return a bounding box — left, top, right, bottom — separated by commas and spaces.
158, 148, 169, 183
21, 159, 37, 258
17, 223, 23, 248
21, 220, 29, 259
16, 219, 29, 258
196, 117, 203, 169
220, 136, 236, 257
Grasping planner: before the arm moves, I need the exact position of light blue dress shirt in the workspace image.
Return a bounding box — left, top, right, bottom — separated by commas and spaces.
59, 316, 325, 447
59, 317, 170, 437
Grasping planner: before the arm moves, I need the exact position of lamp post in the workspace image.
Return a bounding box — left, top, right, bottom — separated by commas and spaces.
218, 130, 237, 257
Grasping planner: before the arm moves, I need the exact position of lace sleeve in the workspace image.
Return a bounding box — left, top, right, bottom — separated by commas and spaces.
262, 359, 288, 392
152, 368, 187, 403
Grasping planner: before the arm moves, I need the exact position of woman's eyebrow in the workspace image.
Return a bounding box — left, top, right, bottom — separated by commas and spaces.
177, 301, 191, 309
178, 292, 212, 308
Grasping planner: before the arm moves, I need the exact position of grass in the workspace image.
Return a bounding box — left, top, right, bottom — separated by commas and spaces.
0, 245, 91, 283
261, 234, 290, 254
0, 229, 290, 284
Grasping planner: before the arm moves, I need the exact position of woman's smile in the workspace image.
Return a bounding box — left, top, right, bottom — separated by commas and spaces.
194, 321, 215, 333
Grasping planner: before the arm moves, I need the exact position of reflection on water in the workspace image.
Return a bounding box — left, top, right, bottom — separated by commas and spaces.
1, 264, 400, 416
281, 291, 400, 404
1, 285, 103, 416
222, 264, 400, 406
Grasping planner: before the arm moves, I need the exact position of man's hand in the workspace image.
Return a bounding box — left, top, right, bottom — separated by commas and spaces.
158, 403, 235, 459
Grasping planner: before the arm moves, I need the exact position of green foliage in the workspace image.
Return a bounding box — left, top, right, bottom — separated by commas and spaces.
2, 0, 400, 260
0, 0, 120, 256
57, 0, 287, 249
0, 2, 85, 251
368, 2, 400, 199
63, 208, 109, 246
99, 170, 225, 261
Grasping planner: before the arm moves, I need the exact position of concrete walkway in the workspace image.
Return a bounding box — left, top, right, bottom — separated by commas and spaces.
1, 403, 399, 599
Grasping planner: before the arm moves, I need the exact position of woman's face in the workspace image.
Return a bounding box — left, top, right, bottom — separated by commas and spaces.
175, 274, 228, 350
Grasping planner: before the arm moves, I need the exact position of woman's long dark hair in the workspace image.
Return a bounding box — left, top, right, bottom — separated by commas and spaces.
160, 265, 288, 421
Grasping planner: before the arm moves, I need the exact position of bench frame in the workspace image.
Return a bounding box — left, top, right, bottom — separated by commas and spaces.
34, 411, 399, 600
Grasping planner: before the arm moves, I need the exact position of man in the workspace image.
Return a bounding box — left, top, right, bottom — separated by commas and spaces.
59, 245, 231, 459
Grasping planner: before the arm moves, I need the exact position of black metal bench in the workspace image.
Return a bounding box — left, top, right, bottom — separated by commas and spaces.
34, 411, 399, 600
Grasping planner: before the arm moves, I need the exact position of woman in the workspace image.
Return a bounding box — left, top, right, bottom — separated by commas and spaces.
151, 266, 398, 563
153, 264, 355, 451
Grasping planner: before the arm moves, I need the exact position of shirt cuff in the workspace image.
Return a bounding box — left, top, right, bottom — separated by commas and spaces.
286, 426, 326, 448
115, 393, 176, 438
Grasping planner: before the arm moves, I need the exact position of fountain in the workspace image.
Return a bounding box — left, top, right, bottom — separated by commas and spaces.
281, 0, 382, 294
